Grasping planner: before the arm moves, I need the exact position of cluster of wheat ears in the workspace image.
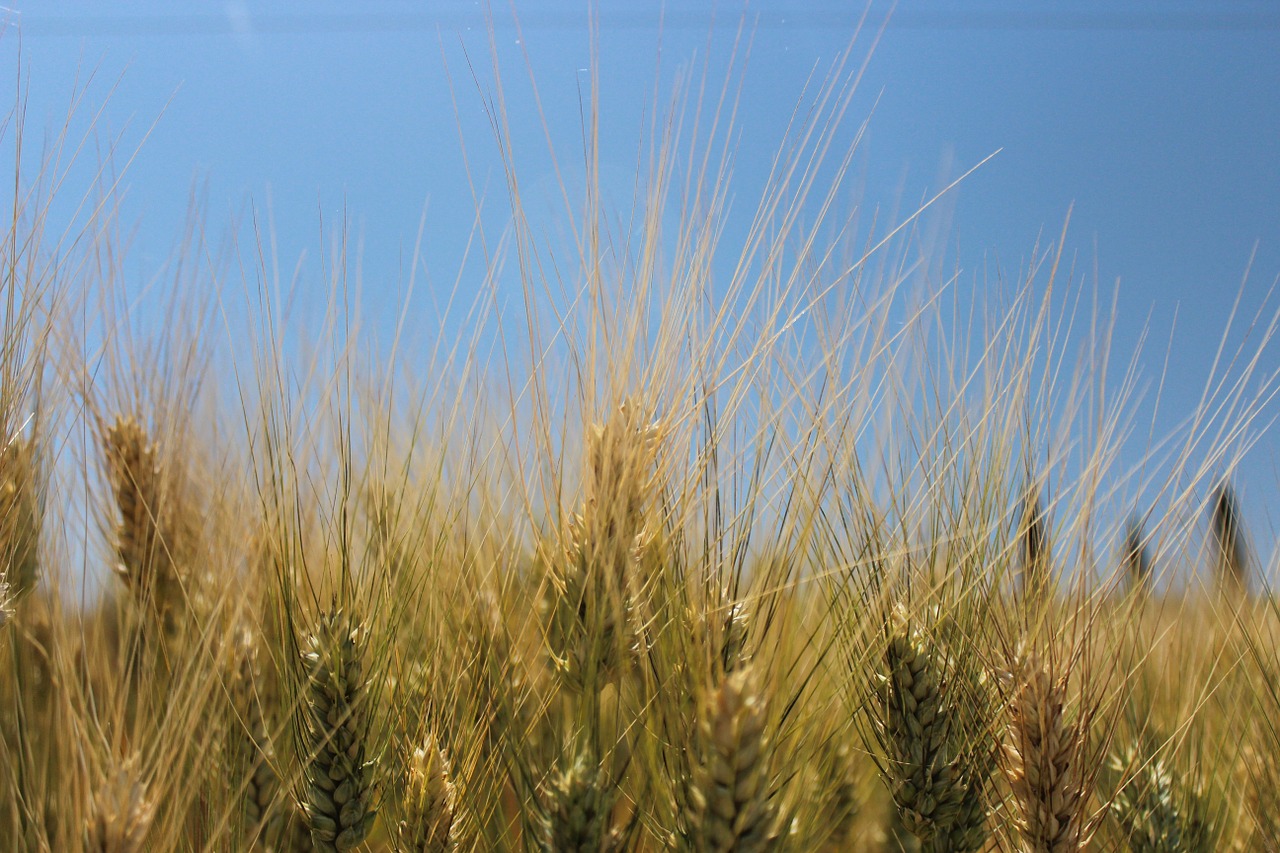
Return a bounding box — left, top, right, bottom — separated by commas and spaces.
2, 23, 1280, 853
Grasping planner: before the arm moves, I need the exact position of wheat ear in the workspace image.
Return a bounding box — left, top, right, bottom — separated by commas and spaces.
0, 435, 40, 603
231, 630, 286, 844
1210, 480, 1249, 595
1109, 742, 1214, 853
816, 742, 859, 851
397, 733, 456, 853
86, 757, 155, 853
100, 415, 186, 631
1003, 661, 1086, 853
684, 665, 781, 853
540, 749, 625, 853
299, 608, 377, 852
547, 401, 662, 692
876, 610, 967, 844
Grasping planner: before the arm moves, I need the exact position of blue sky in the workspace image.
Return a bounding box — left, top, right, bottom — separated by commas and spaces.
5, 1, 1280, 576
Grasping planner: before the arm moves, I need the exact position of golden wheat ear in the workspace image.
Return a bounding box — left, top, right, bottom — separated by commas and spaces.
99, 415, 188, 634
85, 756, 156, 853
1002, 656, 1088, 853
546, 400, 664, 694
0, 435, 42, 605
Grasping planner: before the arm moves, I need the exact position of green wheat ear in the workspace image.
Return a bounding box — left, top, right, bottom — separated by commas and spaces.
539, 749, 625, 853
1109, 741, 1215, 853
875, 607, 967, 845
816, 742, 859, 851
300, 608, 378, 852
684, 665, 783, 853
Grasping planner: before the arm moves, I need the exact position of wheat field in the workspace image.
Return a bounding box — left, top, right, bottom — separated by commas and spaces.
2, 18, 1279, 853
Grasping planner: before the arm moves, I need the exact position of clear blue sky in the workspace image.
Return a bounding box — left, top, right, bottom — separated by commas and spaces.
5, 1, 1280, 574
